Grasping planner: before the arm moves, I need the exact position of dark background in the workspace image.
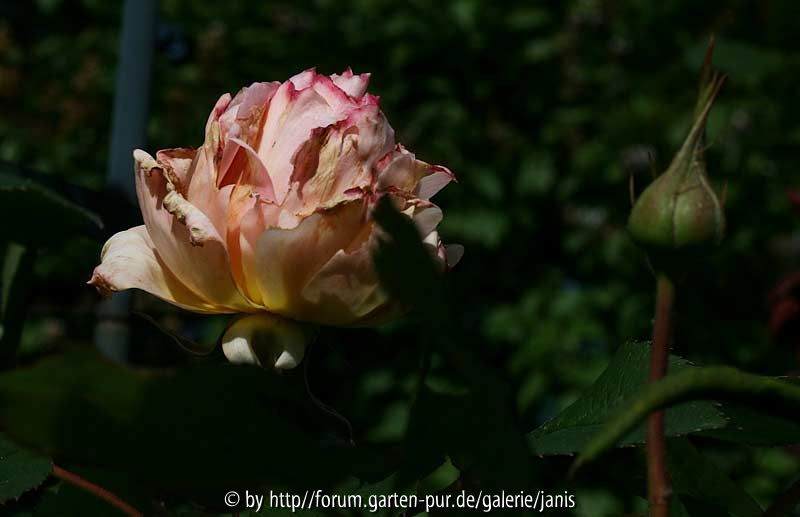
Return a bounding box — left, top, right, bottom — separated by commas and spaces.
2, 0, 800, 515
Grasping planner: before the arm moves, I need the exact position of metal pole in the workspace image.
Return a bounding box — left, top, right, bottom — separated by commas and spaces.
95, 0, 157, 361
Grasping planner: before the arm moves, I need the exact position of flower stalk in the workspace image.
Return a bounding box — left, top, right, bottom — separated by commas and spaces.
646, 274, 675, 517
53, 465, 142, 517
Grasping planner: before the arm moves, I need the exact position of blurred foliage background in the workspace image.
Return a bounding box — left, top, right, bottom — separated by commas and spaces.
2, 0, 800, 515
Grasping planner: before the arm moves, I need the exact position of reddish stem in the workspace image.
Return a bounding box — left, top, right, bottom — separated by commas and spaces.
52, 464, 143, 517
647, 274, 674, 517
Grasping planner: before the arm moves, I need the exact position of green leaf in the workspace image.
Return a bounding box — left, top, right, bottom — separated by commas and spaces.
573, 365, 800, 471
528, 342, 727, 455
700, 403, 800, 446
668, 438, 762, 517
0, 243, 36, 366
0, 434, 52, 504
0, 168, 102, 247
0, 349, 393, 495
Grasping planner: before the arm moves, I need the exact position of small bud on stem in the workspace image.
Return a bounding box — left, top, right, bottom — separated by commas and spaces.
628, 39, 726, 276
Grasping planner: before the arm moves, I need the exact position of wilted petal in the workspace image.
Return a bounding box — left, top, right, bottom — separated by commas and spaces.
88, 226, 224, 313
133, 149, 254, 312
292, 104, 394, 217
156, 148, 195, 187
376, 146, 455, 200
257, 75, 355, 204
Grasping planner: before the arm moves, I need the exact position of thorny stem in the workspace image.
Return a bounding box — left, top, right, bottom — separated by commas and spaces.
52, 464, 143, 517
647, 274, 674, 517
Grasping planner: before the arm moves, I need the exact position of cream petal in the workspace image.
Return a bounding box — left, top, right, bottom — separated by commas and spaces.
88, 226, 225, 313
236, 200, 284, 306
254, 200, 369, 320
300, 244, 387, 326
221, 313, 309, 370
133, 149, 254, 312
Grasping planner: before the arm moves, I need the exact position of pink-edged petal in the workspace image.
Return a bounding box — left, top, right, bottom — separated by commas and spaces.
292, 104, 394, 217
254, 200, 370, 320
235, 81, 280, 121
134, 149, 255, 312
331, 68, 371, 99
375, 145, 420, 192
289, 68, 316, 89
416, 164, 455, 199
257, 77, 355, 204
88, 226, 225, 313
375, 146, 453, 200
205, 93, 232, 135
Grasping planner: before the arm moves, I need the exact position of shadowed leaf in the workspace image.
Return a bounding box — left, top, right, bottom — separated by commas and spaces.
529, 342, 727, 456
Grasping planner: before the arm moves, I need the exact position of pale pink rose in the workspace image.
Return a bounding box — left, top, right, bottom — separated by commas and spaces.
89, 68, 462, 327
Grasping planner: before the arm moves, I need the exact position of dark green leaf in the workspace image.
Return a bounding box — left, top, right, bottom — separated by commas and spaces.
528, 342, 727, 455
0, 349, 393, 496
668, 438, 762, 517
700, 403, 800, 446
0, 169, 102, 247
406, 387, 534, 491
0, 243, 36, 366
0, 434, 52, 504
573, 365, 800, 471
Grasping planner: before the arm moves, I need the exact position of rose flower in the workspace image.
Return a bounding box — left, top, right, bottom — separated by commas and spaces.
89, 69, 461, 365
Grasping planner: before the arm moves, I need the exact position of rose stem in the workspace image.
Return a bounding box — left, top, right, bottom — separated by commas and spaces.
647, 274, 674, 517
52, 464, 143, 517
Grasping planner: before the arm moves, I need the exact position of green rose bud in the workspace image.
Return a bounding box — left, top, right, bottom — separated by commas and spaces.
628, 43, 726, 261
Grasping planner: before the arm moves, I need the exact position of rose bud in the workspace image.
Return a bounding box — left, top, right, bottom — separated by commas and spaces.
627, 49, 726, 263
89, 69, 463, 363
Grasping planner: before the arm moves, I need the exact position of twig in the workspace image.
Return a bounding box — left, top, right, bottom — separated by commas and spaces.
647, 274, 674, 517
52, 464, 143, 517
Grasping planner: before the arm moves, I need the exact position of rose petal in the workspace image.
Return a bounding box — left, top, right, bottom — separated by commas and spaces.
416, 164, 455, 199
257, 76, 355, 204
134, 149, 254, 312
301, 243, 387, 326
331, 68, 371, 99
445, 244, 464, 269
221, 313, 309, 369
255, 200, 369, 319
88, 226, 225, 313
